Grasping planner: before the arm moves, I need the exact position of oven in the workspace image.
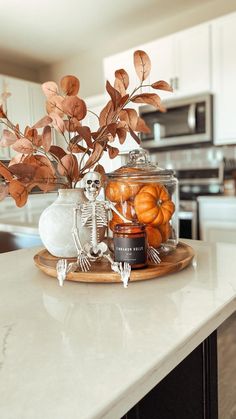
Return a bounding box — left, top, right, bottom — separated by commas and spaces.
139, 93, 213, 149
179, 200, 198, 240
177, 164, 224, 240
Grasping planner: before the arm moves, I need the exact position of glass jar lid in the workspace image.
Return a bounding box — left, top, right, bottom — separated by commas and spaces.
106, 148, 175, 179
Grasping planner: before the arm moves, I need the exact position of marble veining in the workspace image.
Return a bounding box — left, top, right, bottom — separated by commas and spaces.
0, 323, 15, 371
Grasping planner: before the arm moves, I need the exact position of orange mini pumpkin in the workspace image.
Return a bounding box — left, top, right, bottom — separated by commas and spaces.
105, 180, 142, 203
158, 222, 172, 242
146, 225, 162, 248
134, 183, 175, 226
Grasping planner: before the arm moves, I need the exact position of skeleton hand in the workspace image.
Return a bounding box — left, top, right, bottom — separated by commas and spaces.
147, 246, 161, 264
56, 259, 68, 287
119, 262, 131, 288
77, 251, 91, 272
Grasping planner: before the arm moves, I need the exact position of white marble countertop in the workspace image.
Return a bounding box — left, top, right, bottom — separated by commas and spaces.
0, 240, 236, 419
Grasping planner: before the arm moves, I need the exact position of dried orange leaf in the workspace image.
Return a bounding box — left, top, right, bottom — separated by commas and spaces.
116, 127, 127, 144
106, 81, 121, 110
62, 96, 87, 120
114, 78, 126, 97
76, 126, 93, 147
0, 130, 17, 147
33, 166, 57, 192
12, 138, 34, 154
133, 50, 151, 82
136, 116, 151, 134
42, 126, 52, 152
0, 162, 13, 181
64, 118, 81, 132
131, 93, 161, 109
8, 179, 28, 207
99, 100, 114, 127
50, 112, 65, 134
9, 163, 36, 181
119, 108, 138, 131
81, 143, 104, 172
46, 95, 64, 117
151, 80, 173, 92
58, 154, 79, 181
42, 81, 59, 98
114, 69, 129, 89
107, 123, 117, 137
32, 116, 53, 129
107, 146, 119, 159
60, 75, 80, 96
49, 145, 67, 160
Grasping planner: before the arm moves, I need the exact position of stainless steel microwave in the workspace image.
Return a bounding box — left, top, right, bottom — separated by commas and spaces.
139, 93, 213, 149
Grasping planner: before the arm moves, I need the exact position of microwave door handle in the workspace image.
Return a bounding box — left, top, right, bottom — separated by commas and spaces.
187, 103, 196, 132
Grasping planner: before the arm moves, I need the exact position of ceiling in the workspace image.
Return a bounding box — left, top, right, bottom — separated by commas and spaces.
0, 0, 215, 68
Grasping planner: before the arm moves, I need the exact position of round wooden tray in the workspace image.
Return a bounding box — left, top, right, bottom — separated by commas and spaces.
34, 242, 194, 283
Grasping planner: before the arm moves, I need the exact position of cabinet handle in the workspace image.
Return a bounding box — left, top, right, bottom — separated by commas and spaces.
175, 77, 179, 90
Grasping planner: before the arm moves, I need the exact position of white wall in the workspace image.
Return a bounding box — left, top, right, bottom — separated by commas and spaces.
38, 0, 236, 97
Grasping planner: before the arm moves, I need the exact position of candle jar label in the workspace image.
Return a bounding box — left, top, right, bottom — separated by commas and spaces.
114, 237, 146, 265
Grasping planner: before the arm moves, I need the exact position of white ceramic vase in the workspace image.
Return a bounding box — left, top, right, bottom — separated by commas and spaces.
38, 188, 89, 258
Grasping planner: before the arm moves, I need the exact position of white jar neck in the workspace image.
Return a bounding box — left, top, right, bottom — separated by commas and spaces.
57, 188, 84, 204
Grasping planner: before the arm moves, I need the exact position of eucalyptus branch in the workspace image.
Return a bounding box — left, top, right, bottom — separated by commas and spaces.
87, 109, 100, 120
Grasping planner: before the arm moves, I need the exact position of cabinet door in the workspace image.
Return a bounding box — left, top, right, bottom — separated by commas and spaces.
212, 12, 236, 145
103, 47, 147, 96
4, 76, 31, 133
144, 35, 176, 99
29, 82, 46, 126
0, 76, 10, 160
174, 24, 211, 96
4, 76, 32, 158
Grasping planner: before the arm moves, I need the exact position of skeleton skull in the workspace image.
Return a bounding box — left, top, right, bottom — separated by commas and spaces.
83, 172, 102, 201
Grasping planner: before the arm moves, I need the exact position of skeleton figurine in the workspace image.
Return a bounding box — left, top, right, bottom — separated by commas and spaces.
56, 171, 160, 287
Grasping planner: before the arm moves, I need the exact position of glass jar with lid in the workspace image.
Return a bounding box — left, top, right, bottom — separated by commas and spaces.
105, 148, 179, 254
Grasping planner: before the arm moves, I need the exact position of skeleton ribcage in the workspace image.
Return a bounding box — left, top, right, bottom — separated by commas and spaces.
81, 202, 108, 245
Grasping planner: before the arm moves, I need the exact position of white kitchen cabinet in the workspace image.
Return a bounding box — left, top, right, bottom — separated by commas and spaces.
103, 47, 141, 95
0, 76, 46, 158
198, 196, 236, 243
212, 12, 236, 145
0, 76, 10, 160
103, 23, 211, 101
174, 24, 211, 97
4, 76, 31, 133
29, 82, 46, 126
145, 24, 211, 99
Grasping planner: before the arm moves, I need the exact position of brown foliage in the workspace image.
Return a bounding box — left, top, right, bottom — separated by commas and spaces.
8, 180, 28, 207
0, 48, 171, 205
60, 75, 80, 96
133, 50, 151, 82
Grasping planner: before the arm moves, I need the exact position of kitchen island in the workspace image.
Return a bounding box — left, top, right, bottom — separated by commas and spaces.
0, 239, 235, 419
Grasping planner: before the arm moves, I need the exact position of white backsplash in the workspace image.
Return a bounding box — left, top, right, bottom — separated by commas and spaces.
147, 145, 236, 171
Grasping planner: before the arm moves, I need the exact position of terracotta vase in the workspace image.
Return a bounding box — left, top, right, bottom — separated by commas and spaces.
38, 188, 90, 258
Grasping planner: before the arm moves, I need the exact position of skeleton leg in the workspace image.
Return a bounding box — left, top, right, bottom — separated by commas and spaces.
56, 259, 78, 287
103, 253, 131, 288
